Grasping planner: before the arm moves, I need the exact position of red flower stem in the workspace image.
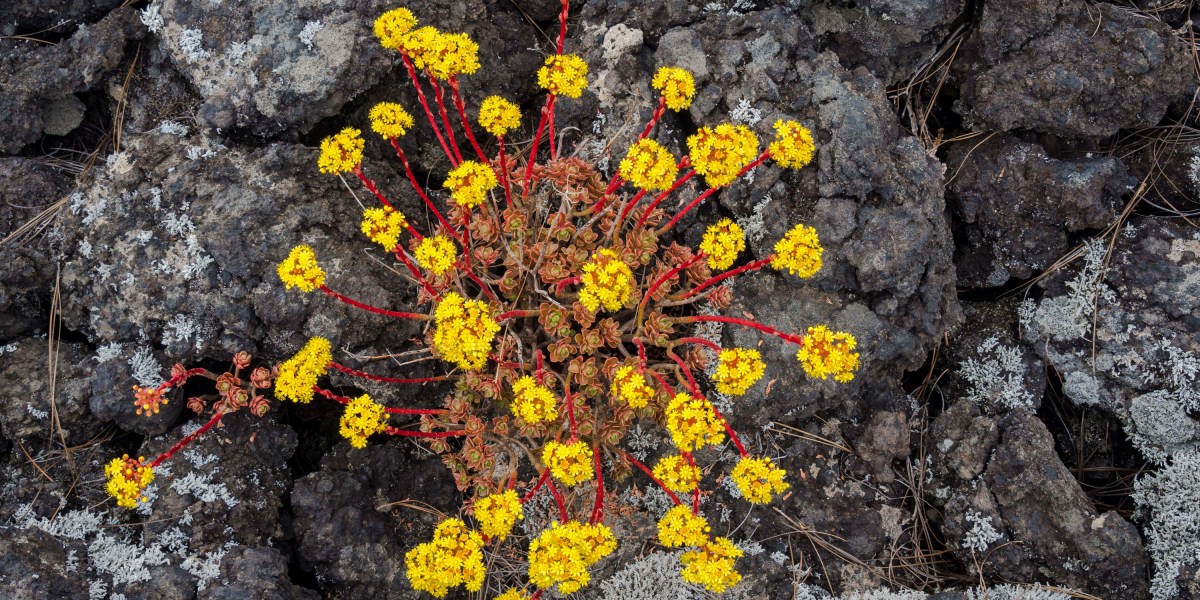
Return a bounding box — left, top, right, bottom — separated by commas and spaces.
156, 368, 207, 393
557, 0, 569, 54
675, 336, 721, 353
535, 350, 545, 385
401, 55, 456, 165
613, 188, 649, 227
328, 362, 450, 386
635, 169, 696, 229
659, 151, 770, 235
679, 256, 774, 299
389, 140, 462, 243
352, 167, 394, 210
320, 286, 432, 321
523, 95, 555, 199
646, 367, 677, 397
315, 386, 445, 415
547, 478, 569, 522
564, 372, 578, 437
521, 468, 551, 503
684, 452, 701, 514
455, 255, 501, 303
384, 426, 466, 438
589, 443, 604, 523
150, 411, 223, 468
638, 97, 666, 140
637, 254, 704, 317
604, 175, 624, 197
667, 352, 748, 456
497, 309, 539, 321
554, 276, 581, 294
448, 78, 487, 162
547, 100, 557, 161
392, 247, 439, 299
429, 77, 464, 165
620, 450, 681, 505
497, 137, 513, 208
531, 591, 544, 600
679, 315, 804, 345
314, 386, 348, 403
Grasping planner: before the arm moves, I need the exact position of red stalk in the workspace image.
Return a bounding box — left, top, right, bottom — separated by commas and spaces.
523, 95, 555, 199
497, 309, 539, 321
547, 478, 569, 522
389, 140, 461, 243
557, 0, 569, 54
353, 167, 394, 210
522, 468, 551, 503
635, 169, 696, 229
448, 77, 487, 162
667, 352, 747, 456
315, 386, 444, 415
613, 188, 649, 227
497, 137, 513, 208
554, 276, 582, 294
392, 247, 439, 299
385, 426, 466, 439
637, 254, 704, 316
429, 77, 464, 164
659, 151, 770, 235
328, 362, 450, 385
620, 450, 681, 505
589, 442, 605, 523
680, 315, 804, 345
320, 286, 432, 320
638, 97, 666, 140
150, 411, 223, 467
534, 350, 545, 385
678, 256, 773, 299
401, 54, 456, 165
676, 336, 721, 353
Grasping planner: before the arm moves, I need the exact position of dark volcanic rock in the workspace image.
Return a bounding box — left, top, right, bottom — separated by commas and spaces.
0, 0, 123, 38
953, 0, 1192, 137
201, 547, 318, 600
946, 134, 1133, 288
0, 338, 106, 447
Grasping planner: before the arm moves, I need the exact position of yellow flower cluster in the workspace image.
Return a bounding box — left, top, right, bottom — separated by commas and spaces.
275, 337, 332, 403
796, 325, 860, 382
712, 348, 765, 396
527, 521, 616, 593
610, 365, 653, 409
373, 7, 417, 50
542, 440, 594, 486
618, 139, 678, 192
699, 218, 745, 271
686, 124, 759, 187
368, 102, 415, 139
317, 127, 365, 174
445, 160, 498, 208
415, 235, 458, 275
425, 32, 481, 80
731, 455, 789, 504
104, 455, 154, 509
771, 223, 823, 277
339, 394, 388, 449
278, 245, 326, 292
361, 206, 408, 251
511, 375, 558, 424
664, 393, 725, 452
474, 489, 523, 541
478, 96, 522, 137
657, 505, 710, 547
432, 292, 499, 371
652, 454, 701, 493
579, 248, 634, 313
496, 590, 530, 600
536, 53, 589, 98
652, 66, 696, 111
768, 119, 816, 169
680, 536, 743, 592
405, 518, 486, 597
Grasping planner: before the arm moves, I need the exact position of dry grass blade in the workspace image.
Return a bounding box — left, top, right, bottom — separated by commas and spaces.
377, 498, 450, 521
774, 507, 907, 590
767, 421, 851, 454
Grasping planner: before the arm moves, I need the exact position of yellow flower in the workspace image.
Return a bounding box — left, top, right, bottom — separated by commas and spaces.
277, 245, 326, 293
339, 394, 388, 449
618, 139, 678, 192
712, 348, 765, 396
432, 292, 499, 371
665, 393, 725, 452
542, 440, 594, 486
374, 7, 417, 50
510, 375, 558, 424
768, 119, 815, 169
104, 455, 154, 509
579, 248, 635, 313
651, 66, 696, 111
275, 337, 332, 403
770, 223, 823, 277
652, 454, 701, 494
425, 32, 481, 80
478, 96, 522, 137
368, 102, 415, 139
610, 365, 653, 409
474, 489, 523, 541
699, 218, 745, 271
536, 53, 589, 98
317, 127, 364, 174
400, 26, 441, 70
527, 521, 616, 594
657, 505, 710, 547
731, 455, 789, 504
445, 160, 498, 208
796, 325, 860, 382
415, 235, 458, 275
133, 385, 168, 416
496, 590, 530, 600
405, 518, 486, 597
361, 206, 408, 250
680, 536, 743, 592
686, 123, 759, 187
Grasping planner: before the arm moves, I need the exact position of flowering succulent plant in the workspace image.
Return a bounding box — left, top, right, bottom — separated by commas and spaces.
103, 1, 860, 597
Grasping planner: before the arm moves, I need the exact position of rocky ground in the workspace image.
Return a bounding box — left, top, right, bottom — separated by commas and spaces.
1, 0, 1198, 599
